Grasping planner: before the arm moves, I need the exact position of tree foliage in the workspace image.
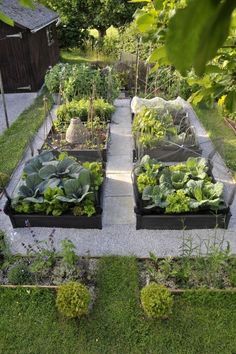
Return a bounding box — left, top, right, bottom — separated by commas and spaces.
40, 0, 142, 47
133, 0, 236, 115
86, 0, 140, 37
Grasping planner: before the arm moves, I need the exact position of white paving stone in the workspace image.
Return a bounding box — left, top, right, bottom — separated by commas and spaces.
0, 92, 37, 134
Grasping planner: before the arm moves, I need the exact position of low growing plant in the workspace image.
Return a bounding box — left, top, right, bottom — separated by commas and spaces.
22, 227, 57, 279
8, 261, 34, 285
60, 239, 78, 267
148, 233, 236, 289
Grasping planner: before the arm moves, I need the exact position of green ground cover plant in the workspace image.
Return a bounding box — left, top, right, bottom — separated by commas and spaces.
0, 257, 236, 353
0, 90, 53, 189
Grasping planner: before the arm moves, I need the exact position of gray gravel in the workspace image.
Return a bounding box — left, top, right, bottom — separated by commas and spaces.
0, 98, 235, 258
0, 92, 37, 134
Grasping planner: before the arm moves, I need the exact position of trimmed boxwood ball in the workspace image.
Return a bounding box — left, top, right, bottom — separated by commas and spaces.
56, 282, 91, 318
140, 282, 173, 319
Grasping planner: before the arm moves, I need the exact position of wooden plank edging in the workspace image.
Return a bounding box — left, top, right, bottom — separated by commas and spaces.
1, 284, 236, 293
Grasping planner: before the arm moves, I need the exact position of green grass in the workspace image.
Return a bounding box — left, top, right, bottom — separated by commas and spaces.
195, 106, 236, 179
0, 257, 236, 354
60, 48, 114, 65
0, 90, 52, 187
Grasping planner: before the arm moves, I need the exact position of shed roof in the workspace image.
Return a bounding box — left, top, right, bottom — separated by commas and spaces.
0, 0, 58, 32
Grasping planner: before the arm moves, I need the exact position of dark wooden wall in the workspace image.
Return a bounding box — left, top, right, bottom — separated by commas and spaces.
0, 22, 33, 92
0, 21, 59, 93
28, 23, 59, 91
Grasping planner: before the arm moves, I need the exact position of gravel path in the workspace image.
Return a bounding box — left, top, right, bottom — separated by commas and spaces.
0, 93, 37, 134
0, 98, 235, 257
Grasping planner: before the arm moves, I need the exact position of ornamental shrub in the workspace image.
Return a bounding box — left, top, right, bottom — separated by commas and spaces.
140, 282, 173, 319
56, 282, 91, 318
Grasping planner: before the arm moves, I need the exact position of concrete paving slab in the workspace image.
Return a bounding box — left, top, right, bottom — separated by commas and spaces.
108, 133, 133, 156
106, 155, 133, 174
0, 92, 37, 134
105, 174, 133, 197
103, 196, 135, 225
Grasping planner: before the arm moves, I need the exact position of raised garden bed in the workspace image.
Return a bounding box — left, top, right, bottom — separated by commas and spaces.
133, 156, 231, 230
134, 209, 231, 230
133, 143, 202, 162
4, 152, 104, 229
132, 106, 201, 162
4, 200, 103, 229
40, 124, 110, 163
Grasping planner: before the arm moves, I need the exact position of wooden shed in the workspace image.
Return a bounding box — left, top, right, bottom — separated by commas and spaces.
0, 0, 59, 93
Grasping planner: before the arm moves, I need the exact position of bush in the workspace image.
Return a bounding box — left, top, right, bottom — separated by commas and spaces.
56, 282, 91, 318
8, 262, 34, 285
140, 283, 173, 319
62, 65, 120, 102
45, 63, 121, 102
45, 63, 72, 94
55, 98, 114, 131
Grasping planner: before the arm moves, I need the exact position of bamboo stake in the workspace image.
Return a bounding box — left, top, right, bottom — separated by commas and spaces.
134, 37, 141, 96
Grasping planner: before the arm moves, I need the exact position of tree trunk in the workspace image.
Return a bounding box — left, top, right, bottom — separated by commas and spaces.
97, 28, 107, 38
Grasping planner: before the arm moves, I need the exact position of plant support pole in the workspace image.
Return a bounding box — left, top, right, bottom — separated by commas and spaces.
0, 69, 9, 129
135, 37, 141, 96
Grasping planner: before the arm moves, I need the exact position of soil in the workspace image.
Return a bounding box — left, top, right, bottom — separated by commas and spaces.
43, 129, 107, 152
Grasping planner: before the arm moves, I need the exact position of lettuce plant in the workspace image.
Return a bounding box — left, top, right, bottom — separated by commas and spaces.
166, 190, 191, 214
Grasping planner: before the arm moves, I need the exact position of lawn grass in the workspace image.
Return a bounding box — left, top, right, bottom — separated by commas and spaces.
60, 48, 114, 65
0, 257, 236, 354
0, 90, 52, 187
195, 106, 236, 180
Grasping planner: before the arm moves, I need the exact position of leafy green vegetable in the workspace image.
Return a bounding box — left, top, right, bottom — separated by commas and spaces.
165, 190, 190, 214
11, 152, 104, 217
187, 180, 224, 210
134, 156, 226, 214
171, 171, 189, 190
57, 176, 91, 204
137, 173, 156, 193
142, 185, 169, 209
